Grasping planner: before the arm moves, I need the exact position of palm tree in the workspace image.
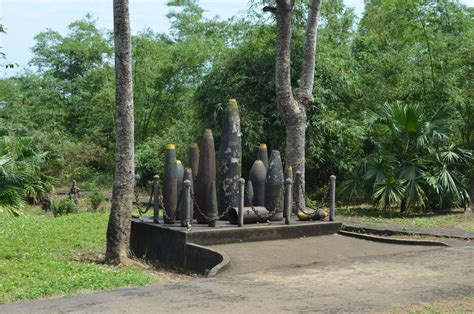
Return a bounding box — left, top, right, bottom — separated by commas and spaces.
344, 102, 471, 211
0, 136, 53, 216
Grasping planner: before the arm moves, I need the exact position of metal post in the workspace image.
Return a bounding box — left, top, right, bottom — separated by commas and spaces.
152, 175, 161, 224
183, 179, 192, 230
329, 175, 336, 221
284, 178, 292, 225
238, 178, 245, 227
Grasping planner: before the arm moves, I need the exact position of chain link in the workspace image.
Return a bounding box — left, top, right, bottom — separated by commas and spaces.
293, 178, 330, 215
244, 184, 284, 221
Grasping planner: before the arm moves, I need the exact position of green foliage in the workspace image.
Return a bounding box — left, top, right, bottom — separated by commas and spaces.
51, 198, 77, 216
0, 136, 54, 216
0, 212, 154, 304
343, 102, 471, 210
89, 190, 106, 211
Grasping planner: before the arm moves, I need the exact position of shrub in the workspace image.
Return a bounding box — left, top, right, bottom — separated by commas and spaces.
89, 191, 106, 211
51, 198, 77, 216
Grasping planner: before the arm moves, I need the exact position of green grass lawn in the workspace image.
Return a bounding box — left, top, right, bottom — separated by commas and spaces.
338, 205, 474, 231
0, 212, 156, 304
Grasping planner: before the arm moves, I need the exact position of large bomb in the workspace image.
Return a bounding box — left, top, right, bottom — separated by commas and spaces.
219, 99, 242, 214
244, 180, 254, 207
249, 160, 266, 206
180, 168, 194, 226
175, 160, 184, 219
163, 144, 177, 224
188, 143, 199, 182
265, 150, 284, 221
195, 129, 216, 224
257, 143, 269, 169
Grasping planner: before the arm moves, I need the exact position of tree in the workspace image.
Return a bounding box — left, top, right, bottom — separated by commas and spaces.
265, 0, 322, 209
106, 0, 135, 265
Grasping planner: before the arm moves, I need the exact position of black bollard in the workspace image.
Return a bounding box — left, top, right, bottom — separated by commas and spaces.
330, 175, 336, 221
183, 179, 192, 230
238, 178, 245, 227
208, 181, 218, 227
152, 175, 161, 224
180, 168, 193, 227
284, 178, 292, 225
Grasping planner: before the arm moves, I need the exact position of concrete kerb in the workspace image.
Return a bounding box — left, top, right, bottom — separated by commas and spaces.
184, 243, 231, 278
342, 223, 474, 241
338, 230, 449, 247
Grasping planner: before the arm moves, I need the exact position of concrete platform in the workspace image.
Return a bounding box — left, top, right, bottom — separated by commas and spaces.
130, 217, 341, 276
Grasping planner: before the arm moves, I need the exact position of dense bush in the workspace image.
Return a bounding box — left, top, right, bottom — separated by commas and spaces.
51, 198, 77, 216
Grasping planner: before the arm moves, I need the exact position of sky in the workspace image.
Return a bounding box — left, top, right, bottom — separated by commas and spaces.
0, 0, 472, 77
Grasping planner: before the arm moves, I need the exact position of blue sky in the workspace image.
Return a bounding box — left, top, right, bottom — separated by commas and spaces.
0, 0, 472, 77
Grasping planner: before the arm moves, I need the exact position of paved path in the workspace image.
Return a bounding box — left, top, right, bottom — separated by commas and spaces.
2, 236, 473, 313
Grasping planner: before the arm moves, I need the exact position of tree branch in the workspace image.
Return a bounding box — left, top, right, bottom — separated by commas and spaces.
263, 6, 277, 14
297, 0, 322, 106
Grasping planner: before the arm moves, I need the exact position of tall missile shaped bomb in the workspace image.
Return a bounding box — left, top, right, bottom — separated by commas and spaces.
180, 168, 194, 226
219, 99, 242, 214
188, 143, 199, 182
244, 180, 254, 207
163, 144, 178, 224
208, 181, 218, 227
265, 150, 284, 221
175, 160, 184, 219
196, 129, 216, 224
285, 165, 293, 181
249, 160, 266, 206
257, 143, 269, 169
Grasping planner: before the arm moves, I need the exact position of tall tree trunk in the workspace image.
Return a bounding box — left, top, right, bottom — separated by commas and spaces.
106, 0, 135, 265
269, 0, 322, 210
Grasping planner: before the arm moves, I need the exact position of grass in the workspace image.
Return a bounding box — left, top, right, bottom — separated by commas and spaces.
382, 297, 474, 313
0, 212, 156, 304
338, 205, 474, 231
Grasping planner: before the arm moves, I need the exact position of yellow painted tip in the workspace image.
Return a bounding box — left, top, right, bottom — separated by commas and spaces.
203, 129, 213, 136
177, 160, 182, 164
166, 144, 175, 149
255, 160, 263, 164
259, 143, 267, 149
228, 99, 238, 109
286, 166, 292, 171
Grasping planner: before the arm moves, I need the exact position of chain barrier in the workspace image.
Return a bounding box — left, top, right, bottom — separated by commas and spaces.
190, 191, 229, 223
293, 179, 330, 215
244, 184, 283, 221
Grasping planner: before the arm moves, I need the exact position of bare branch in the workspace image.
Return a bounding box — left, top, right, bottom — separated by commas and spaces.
297, 0, 322, 106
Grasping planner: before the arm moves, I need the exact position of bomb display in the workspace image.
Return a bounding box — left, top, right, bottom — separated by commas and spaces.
265, 150, 284, 221
257, 143, 269, 169
208, 181, 218, 227
195, 129, 216, 224
163, 144, 178, 224
248, 160, 266, 206
219, 99, 242, 214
